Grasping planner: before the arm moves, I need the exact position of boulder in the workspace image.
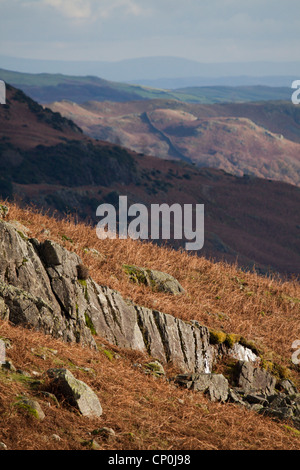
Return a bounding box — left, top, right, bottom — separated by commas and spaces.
123, 264, 185, 295
174, 372, 229, 402
47, 368, 103, 418
191, 373, 229, 402
235, 360, 276, 396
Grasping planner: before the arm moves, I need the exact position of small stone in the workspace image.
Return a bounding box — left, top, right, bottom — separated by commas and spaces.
0, 442, 7, 450
51, 434, 61, 442
15, 397, 45, 421
0, 205, 9, 219
245, 393, 268, 406
1, 360, 16, 372
279, 379, 298, 396
92, 427, 116, 441
250, 403, 265, 412
144, 361, 165, 377
82, 439, 101, 450
228, 388, 246, 405
16, 369, 32, 377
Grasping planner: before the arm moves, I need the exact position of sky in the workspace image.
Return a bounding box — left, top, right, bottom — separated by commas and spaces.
0, 0, 300, 63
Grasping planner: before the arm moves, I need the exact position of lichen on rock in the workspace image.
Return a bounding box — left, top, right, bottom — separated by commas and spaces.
123, 264, 185, 295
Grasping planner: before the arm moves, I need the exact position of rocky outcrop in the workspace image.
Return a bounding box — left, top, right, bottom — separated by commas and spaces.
0, 221, 95, 347
174, 361, 300, 430
0, 220, 288, 385
0, 220, 215, 373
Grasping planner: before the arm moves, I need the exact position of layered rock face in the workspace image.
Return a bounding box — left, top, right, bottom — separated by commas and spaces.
0, 222, 95, 347
0, 220, 217, 373
1, 219, 300, 429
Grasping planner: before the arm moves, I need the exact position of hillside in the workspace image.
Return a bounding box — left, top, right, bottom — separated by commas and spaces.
49, 99, 300, 188
0, 85, 300, 276
0, 202, 299, 450
0, 68, 292, 105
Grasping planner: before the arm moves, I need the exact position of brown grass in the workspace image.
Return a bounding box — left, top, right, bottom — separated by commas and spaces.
0, 201, 299, 450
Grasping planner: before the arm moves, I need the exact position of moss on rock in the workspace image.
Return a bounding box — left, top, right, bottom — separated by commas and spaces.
123, 264, 185, 295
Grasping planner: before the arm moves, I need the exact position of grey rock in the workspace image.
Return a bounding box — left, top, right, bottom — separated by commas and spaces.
250, 403, 265, 412
244, 393, 268, 406
0, 205, 9, 219
87, 283, 213, 374
293, 403, 300, 417
0, 297, 9, 320
235, 360, 276, 395
16, 369, 31, 377
279, 379, 298, 396
0, 222, 95, 347
173, 373, 195, 389
228, 388, 245, 405
15, 397, 45, 421
47, 368, 103, 418
174, 372, 229, 402
123, 264, 185, 295
144, 360, 165, 376
260, 406, 294, 420
92, 427, 116, 440
0, 220, 292, 394
191, 373, 229, 402
1, 359, 16, 372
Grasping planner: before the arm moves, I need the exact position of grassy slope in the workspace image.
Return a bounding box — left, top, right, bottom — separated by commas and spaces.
0, 202, 299, 450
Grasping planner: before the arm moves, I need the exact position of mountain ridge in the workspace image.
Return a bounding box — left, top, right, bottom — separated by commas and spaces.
0, 68, 293, 105
1, 55, 299, 82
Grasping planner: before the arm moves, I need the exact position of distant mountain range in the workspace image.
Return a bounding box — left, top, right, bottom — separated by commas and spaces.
1, 55, 299, 84
1, 84, 300, 276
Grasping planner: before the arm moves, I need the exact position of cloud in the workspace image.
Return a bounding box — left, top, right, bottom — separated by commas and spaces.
41, 0, 150, 21
43, 0, 92, 19
96, 0, 150, 19
0, 0, 299, 63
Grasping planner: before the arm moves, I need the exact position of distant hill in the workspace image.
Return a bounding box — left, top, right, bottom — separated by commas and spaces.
127, 75, 296, 89
0, 68, 293, 104
49, 99, 300, 187
1, 84, 300, 276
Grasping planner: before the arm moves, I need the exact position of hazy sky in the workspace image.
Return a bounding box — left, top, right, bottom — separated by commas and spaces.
0, 0, 299, 63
